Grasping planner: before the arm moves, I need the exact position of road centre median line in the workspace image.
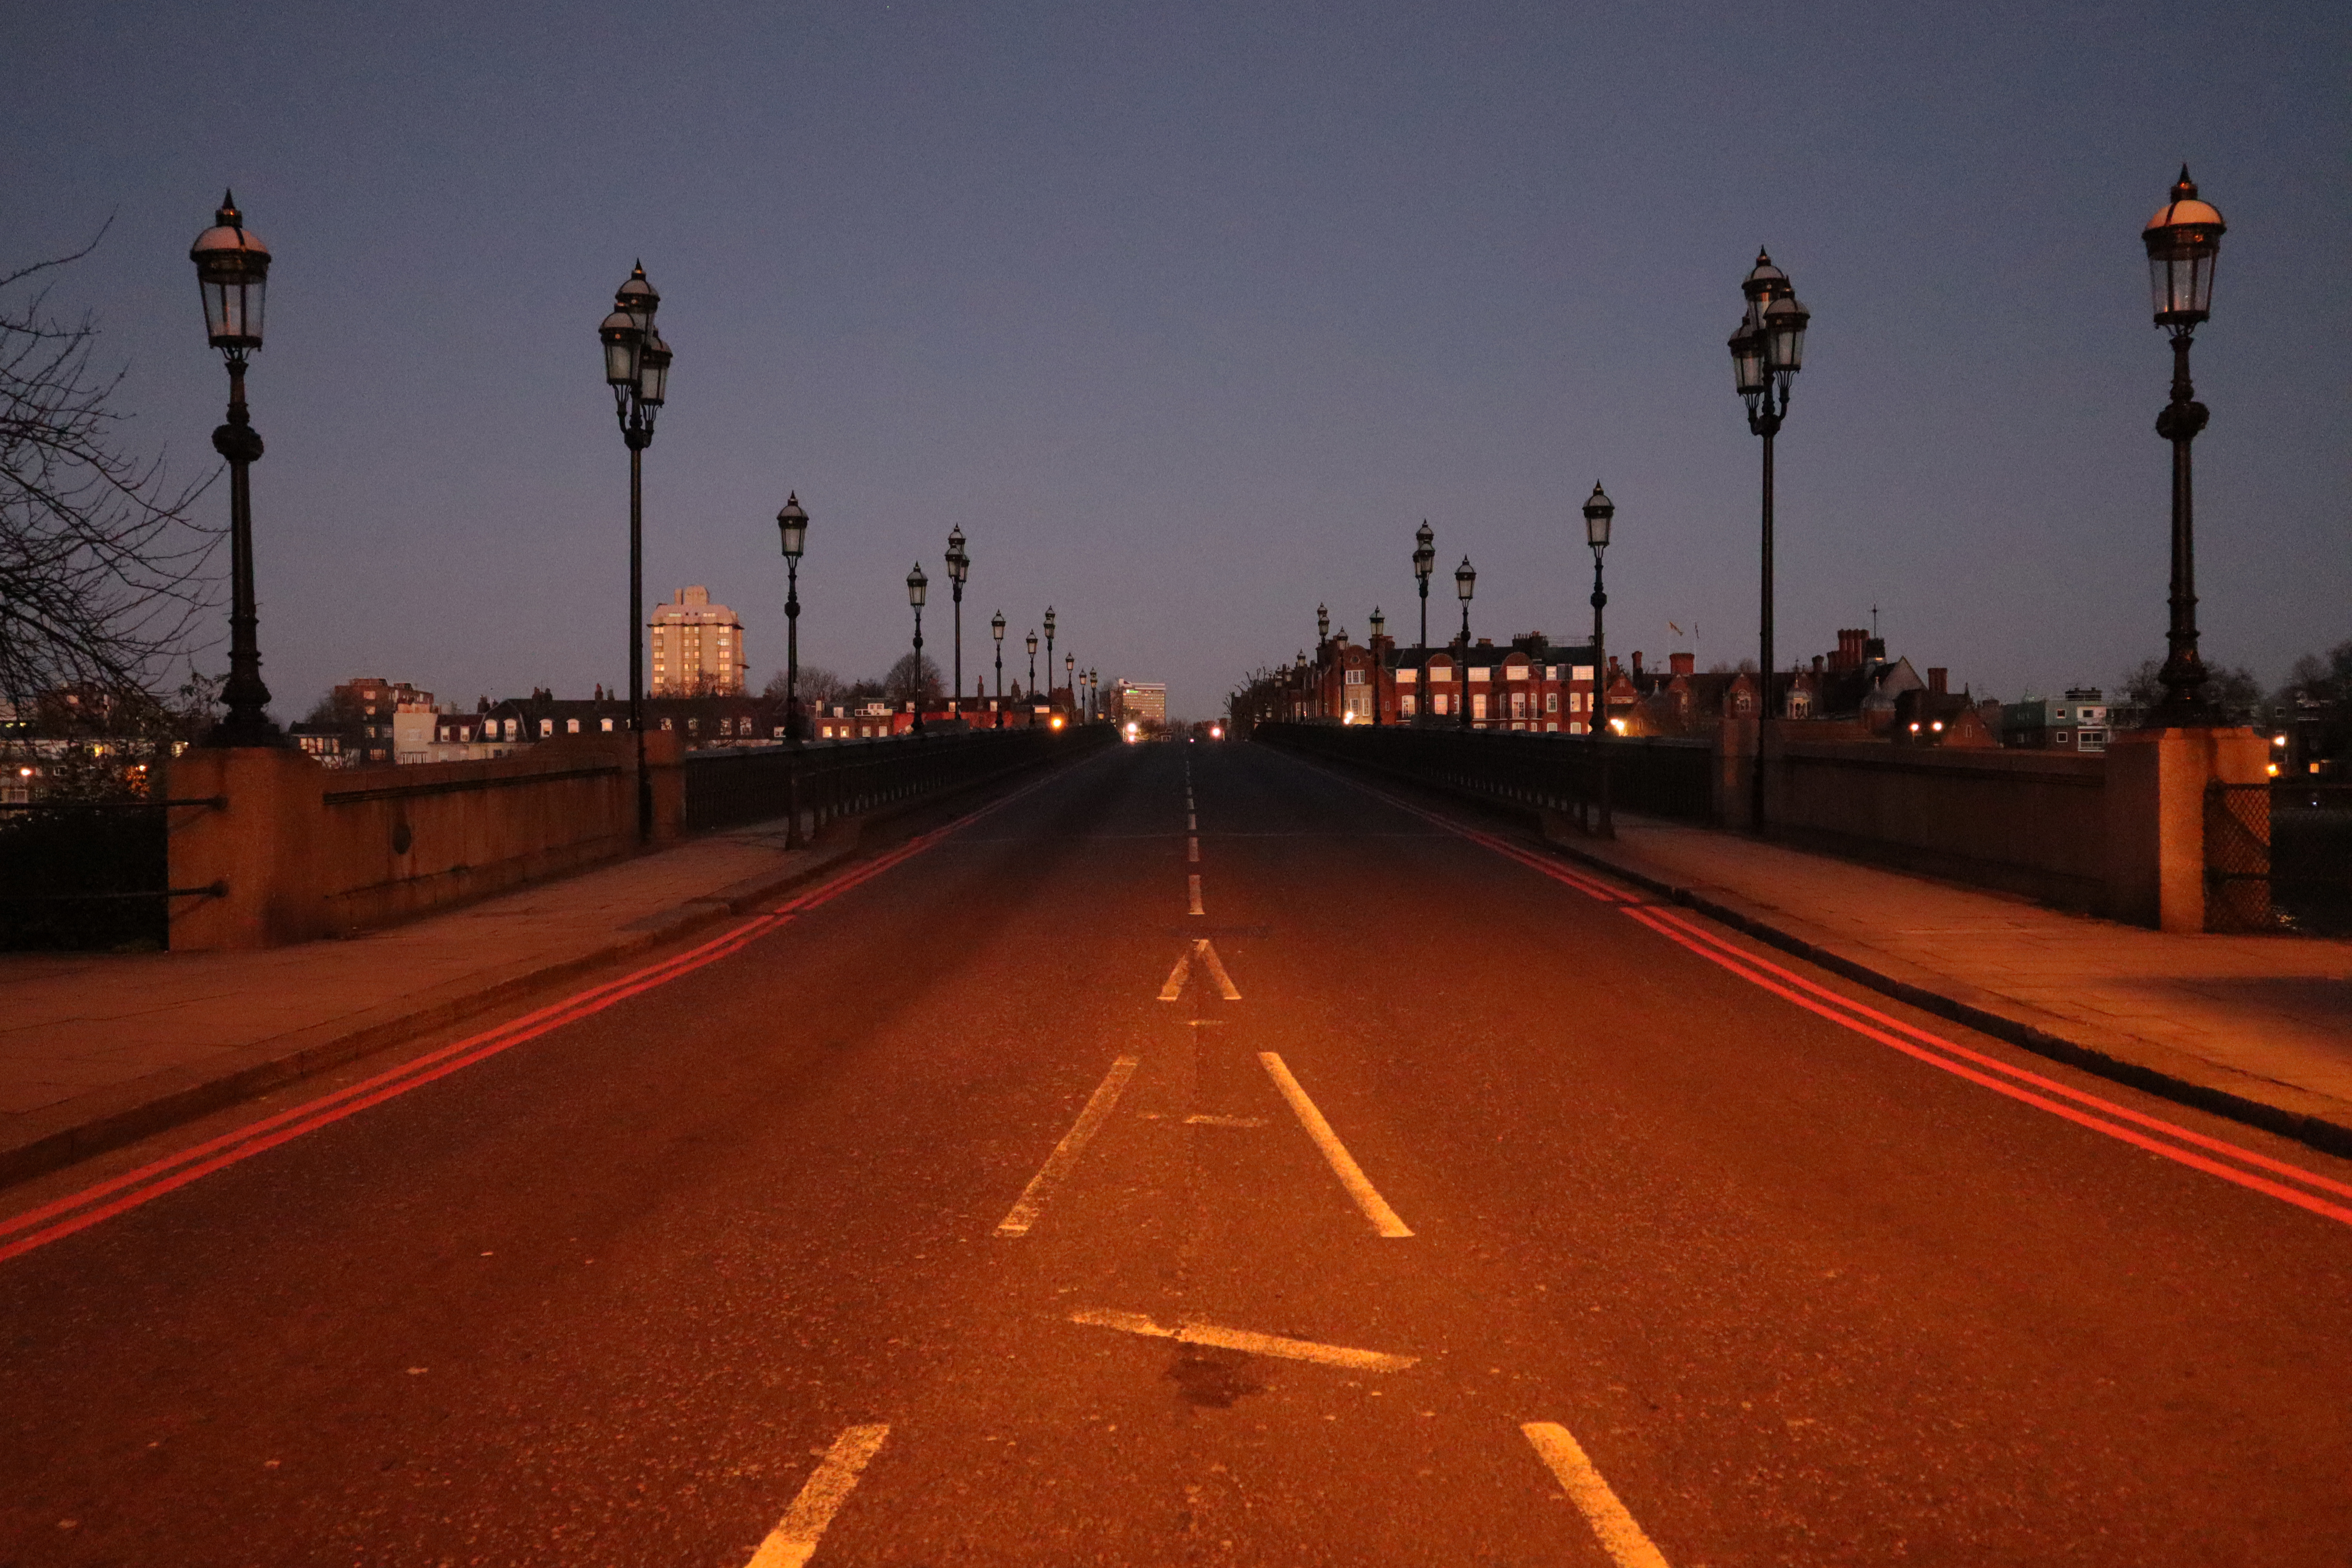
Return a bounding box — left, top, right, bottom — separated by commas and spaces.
996, 1057, 1141, 1237
0, 766, 1065, 1267
744, 1423, 890, 1568
1521, 1422, 1673, 1568
1069, 1308, 1417, 1371
1259, 1053, 1412, 1238
1188, 875, 1204, 916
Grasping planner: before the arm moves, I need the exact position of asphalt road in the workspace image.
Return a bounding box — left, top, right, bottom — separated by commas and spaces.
4, 738, 2350, 1566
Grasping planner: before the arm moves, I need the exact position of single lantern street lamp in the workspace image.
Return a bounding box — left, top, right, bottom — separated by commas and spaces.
991, 610, 1006, 702
906, 563, 929, 733
2143, 167, 2226, 724
1583, 482, 1617, 836
189, 192, 279, 747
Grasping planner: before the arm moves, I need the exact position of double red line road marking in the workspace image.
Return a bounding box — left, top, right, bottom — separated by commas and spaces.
0, 772, 1063, 1266
1323, 765, 2352, 1232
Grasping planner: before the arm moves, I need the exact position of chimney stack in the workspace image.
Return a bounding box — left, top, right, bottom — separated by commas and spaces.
1632, 651, 1644, 678
1928, 666, 1948, 695
1669, 650, 1695, 677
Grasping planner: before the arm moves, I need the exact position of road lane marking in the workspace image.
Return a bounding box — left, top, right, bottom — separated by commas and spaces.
996, 1057, 1141, 1236
1258, 1053, 1412, 1237
1187, 836, 1200, 862
1070, 1308, 1417, 1371
0, 764, 1083, 1266
1185, 1114, 1265, 1127
1288, 750, 2352, 1233
1188, 813, 1198, 830
1521, 1422, 1672, 1568
1158, 939, 1240, 1001
1194, 938, 1241, 999
1159, 946, 1194, 1000
1188, 875, 1204, 915
745, 1423, 891, 1568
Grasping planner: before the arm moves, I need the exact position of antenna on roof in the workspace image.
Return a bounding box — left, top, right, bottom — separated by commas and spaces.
1871, 603, 1880, 639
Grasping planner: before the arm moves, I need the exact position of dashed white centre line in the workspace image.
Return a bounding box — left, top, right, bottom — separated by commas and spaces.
1187, 836, 1200, 863
996, 1056, 1141, 1236
1187, 813, 1198, 830
1259, 1053, 1412, 1237
1070, 1308, 1418, 1371
1520, 1422, 1673, 1568
1187, 875, 1204, 915
744, 1424, 890, 1568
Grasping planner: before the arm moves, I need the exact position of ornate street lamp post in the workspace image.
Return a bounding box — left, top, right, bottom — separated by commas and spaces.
1454, 556, 1476, 731
1368, 607, 1387, 725
2142, 167, 2227, 725
1026, 630, 1038, 701
776, 494, 808, 737
1583, 483, 1616, 836
599, 261, 673, 841
1728, 249, 1809, 830
906, 564, 928, 734
774, 493, 809, 848
1088, 667, 1098, 724
991, 611, 1006, 704
189, 193, 279, 748
946, 526, 969, 720
1064, 652, 1075, 717
1413, 522, 1435, 653
1043, 607, 1057, 703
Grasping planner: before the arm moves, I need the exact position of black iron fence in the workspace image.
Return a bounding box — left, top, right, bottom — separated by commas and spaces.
684, 724, 1114, 834
0, 796, 223, 951
2212, 779, 2352, 936
1258, 722, 1715, 825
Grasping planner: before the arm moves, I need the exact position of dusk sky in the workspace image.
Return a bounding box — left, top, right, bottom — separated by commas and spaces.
11, 0, 2344, 722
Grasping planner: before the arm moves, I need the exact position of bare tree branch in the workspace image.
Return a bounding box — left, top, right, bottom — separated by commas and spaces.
0, 227, 221, 715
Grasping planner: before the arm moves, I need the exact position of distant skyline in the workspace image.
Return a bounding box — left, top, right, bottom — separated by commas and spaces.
9, 1, 2345, 723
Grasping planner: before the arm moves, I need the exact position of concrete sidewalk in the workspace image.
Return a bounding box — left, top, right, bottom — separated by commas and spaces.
1544, 812, 2352, 1156
0, 817, 857, 1187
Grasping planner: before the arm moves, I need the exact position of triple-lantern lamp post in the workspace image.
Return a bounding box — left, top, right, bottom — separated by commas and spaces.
598, 260, 673, 842
1454, 556, 1476, 731
1412, 522, 1436, 655
1727, 249, 1809, 831
945, 526, 969, 718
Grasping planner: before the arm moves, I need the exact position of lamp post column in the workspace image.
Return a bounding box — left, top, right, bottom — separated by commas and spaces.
907, 563, 929, 735
1454, 556, 1476, 732
1044, 608, 1057, 710
211, 357, 272, 744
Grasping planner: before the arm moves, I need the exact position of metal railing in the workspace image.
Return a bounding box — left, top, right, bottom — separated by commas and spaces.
2212, 779, 2352, 936
683, 724, 1112, 835
1257, 722, 1715, 826
0, 796, 225, 951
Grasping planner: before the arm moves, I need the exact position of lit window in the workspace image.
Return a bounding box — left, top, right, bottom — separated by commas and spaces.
1546, 692, 1559, 713
567, 718, 580, 733
1400, 695, 1417, 716
601, 717, 615, 732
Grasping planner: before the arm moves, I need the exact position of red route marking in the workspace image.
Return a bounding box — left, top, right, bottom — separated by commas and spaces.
0, 767, 1067, 1265
1290, 749, 2352, 1230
